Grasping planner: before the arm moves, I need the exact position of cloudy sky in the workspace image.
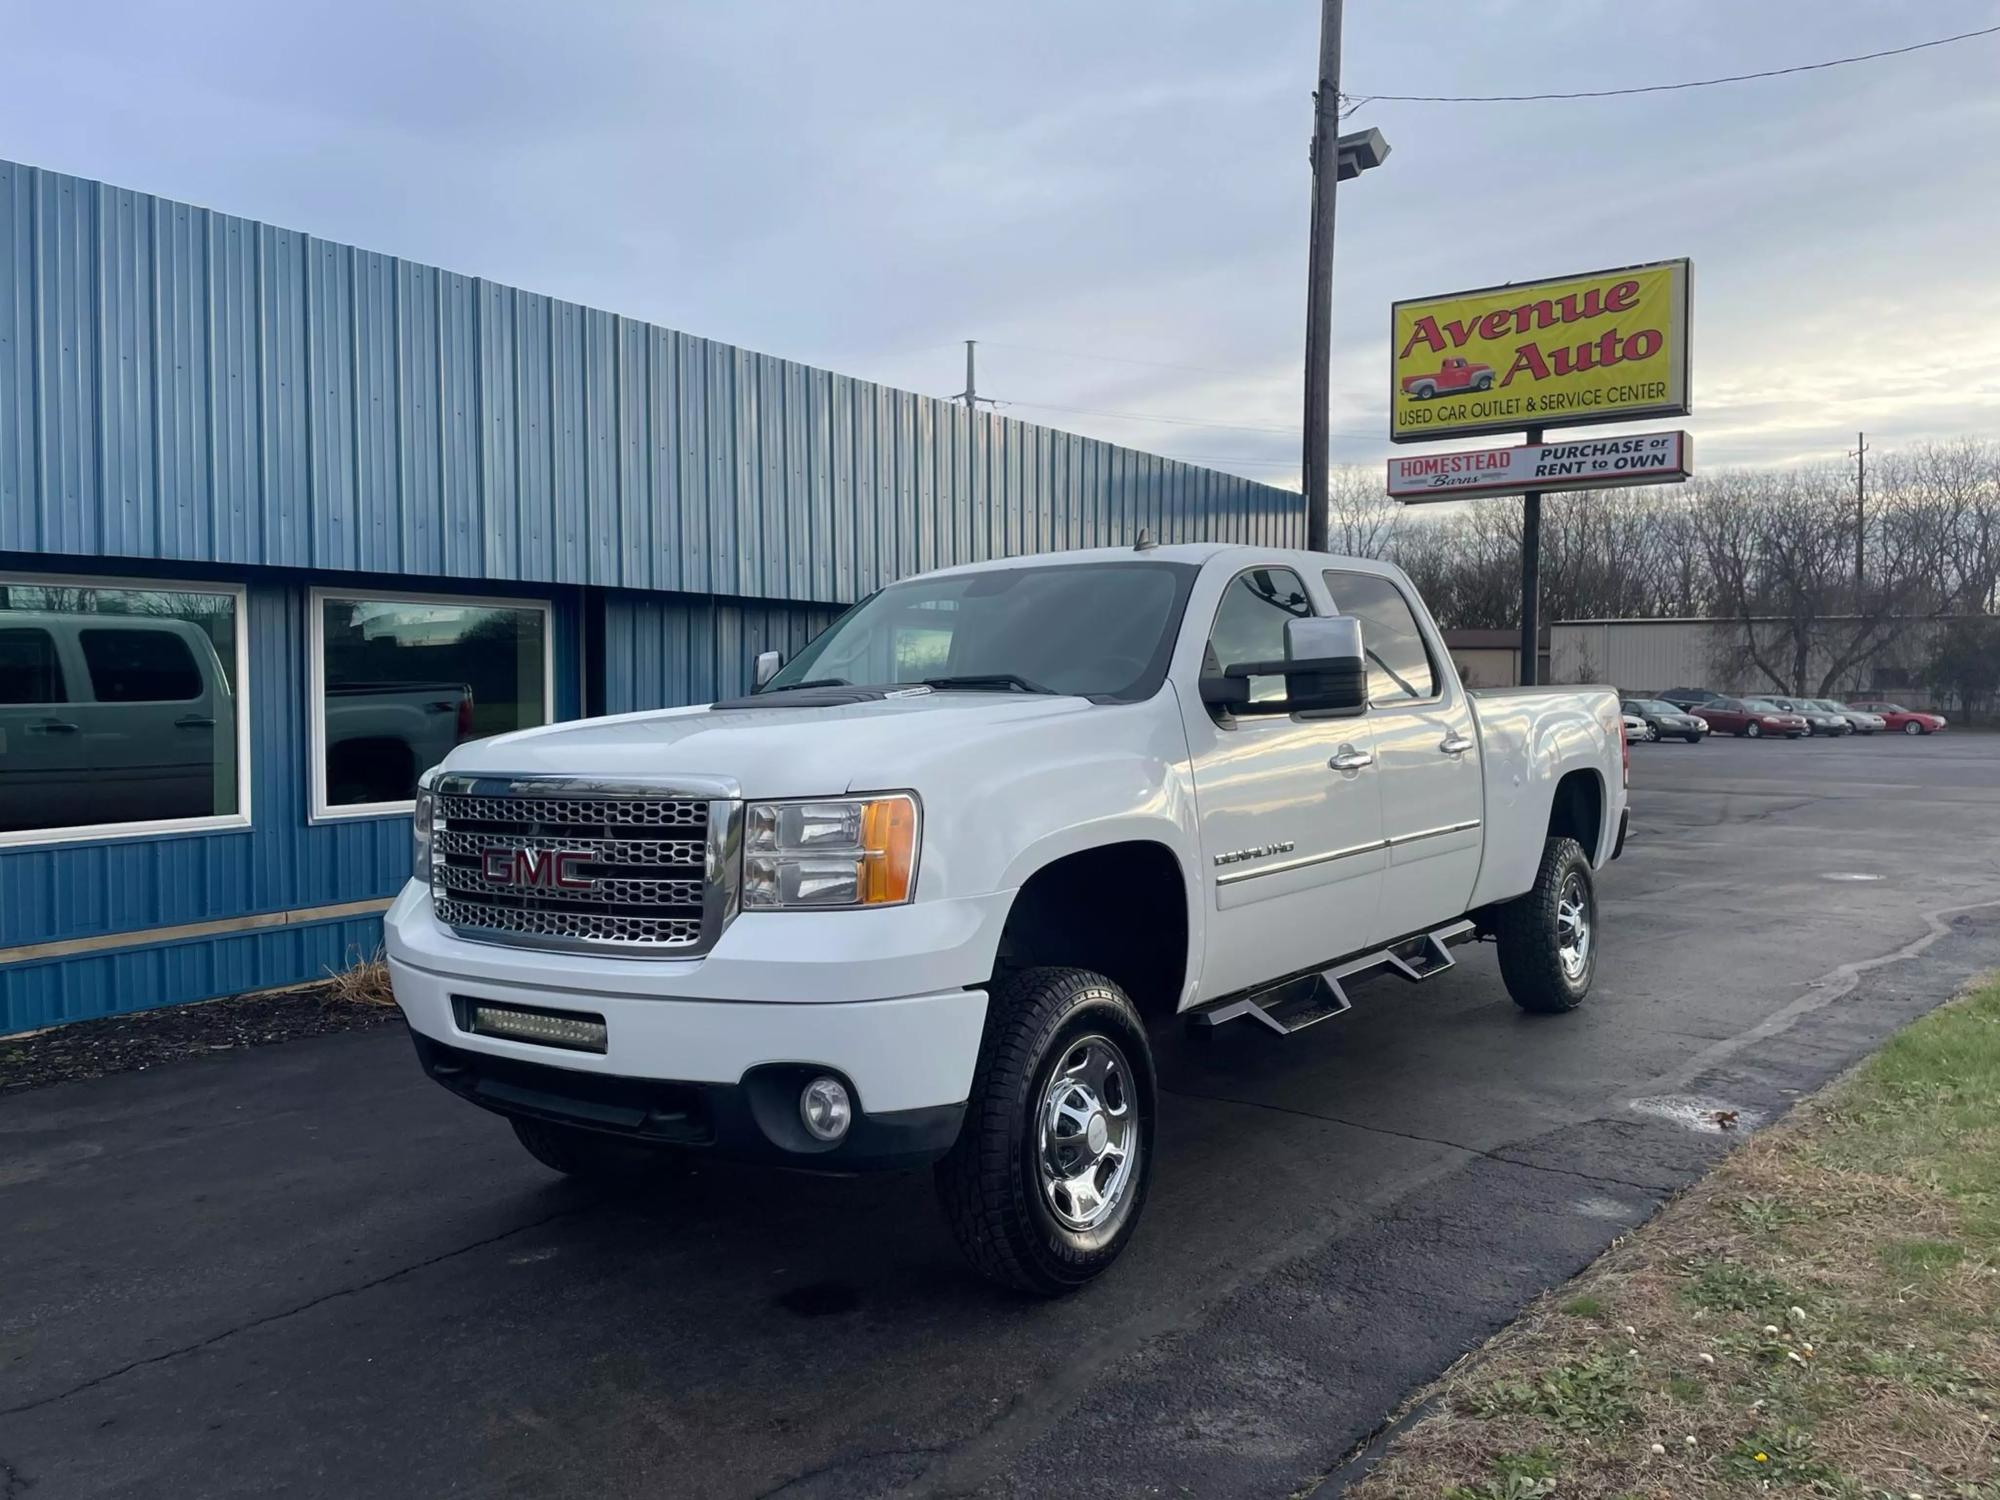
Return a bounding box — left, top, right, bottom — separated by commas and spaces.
4, 0, 1995, 489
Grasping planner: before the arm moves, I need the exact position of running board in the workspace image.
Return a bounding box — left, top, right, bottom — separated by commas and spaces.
1190, 920, 1478, 1036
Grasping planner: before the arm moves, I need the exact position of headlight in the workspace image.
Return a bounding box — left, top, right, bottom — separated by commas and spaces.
742, 793, 919, 909
413, 770, 439, 881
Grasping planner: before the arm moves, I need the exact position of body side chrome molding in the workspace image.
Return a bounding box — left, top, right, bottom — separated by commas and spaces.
1212, 818, 1482, 887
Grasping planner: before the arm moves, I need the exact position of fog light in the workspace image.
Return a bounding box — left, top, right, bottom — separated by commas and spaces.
800, 1076, 852, 1142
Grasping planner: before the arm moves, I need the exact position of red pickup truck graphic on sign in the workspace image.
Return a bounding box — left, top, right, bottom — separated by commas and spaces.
1402, 356, 1494, 399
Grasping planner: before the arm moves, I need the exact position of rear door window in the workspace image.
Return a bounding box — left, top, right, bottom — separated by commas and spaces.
0, 628, 65, 704
79, 628, 202, 702
1321, 571, 1437, 703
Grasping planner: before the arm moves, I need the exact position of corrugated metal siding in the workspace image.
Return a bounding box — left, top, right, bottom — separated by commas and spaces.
601, 592, 842, 715
0, 159, 1302, 602
0, 564, 583, 1032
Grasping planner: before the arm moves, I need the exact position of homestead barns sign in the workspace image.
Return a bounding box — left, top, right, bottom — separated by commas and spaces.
1387, 431, 1691, 504
1389, 260, 1690, 444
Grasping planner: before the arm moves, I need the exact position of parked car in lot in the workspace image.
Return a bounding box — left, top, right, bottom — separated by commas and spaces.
1621, 709, 1650, 740
1808, 699, 1884, 734
1765, 697, 1853, 736
1658, 686, 1720, 711
385, 543, 1629, 1293
1622, 698, 1708, 743
1846, 701, 1949, 736
1698, 696, 1809, 738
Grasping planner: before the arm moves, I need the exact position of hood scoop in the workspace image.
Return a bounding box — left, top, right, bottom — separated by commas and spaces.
711, 684, 934, 712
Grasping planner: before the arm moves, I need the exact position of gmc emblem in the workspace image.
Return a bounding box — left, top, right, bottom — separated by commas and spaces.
480, 848, 595, 890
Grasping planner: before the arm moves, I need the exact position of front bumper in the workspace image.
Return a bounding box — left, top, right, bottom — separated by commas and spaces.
386, 883, 994, 1168
408, 1031, 965, 1170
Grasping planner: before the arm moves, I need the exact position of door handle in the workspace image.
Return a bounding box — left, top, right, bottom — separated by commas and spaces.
32, 719, 79, 734
1439, 732, 1474, 756
1329, 745, 1374, 772
175, 715, 217, 729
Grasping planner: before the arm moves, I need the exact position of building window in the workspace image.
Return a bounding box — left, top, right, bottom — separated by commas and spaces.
0, 576, 249, 845
309, 590, 553, 820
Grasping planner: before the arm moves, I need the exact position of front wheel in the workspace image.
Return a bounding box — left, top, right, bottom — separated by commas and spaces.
1904, 720, 1923, 735
936, 967, 1156, 1295
1684, 733, 1702, 743
1492, 837, 1597, 1013
1746, 721, 1762, 739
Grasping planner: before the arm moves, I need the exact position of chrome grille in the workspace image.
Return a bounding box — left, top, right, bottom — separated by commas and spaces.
431, 787, 719, 954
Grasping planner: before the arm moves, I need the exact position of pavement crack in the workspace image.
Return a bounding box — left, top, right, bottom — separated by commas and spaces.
1161, 1085, 1678, 1195
0, 1204, 588, 1421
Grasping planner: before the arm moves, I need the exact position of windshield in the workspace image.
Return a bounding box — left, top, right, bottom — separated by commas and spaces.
763, 560, 1200, 701
1636, 700, 1677, 715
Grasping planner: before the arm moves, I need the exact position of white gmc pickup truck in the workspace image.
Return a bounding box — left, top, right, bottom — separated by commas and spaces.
386, 543, 1628, 1292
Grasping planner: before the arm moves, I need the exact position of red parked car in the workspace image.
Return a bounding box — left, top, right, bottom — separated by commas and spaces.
1699, 697, 1810, 739
1845, 701, 1949, 736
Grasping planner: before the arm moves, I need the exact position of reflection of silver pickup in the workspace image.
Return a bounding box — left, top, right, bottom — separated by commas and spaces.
324, 683, 473, 806
0, 613, 235, 833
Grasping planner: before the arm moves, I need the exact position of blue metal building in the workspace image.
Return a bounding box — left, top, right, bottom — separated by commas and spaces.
0, 159, 1302, 1034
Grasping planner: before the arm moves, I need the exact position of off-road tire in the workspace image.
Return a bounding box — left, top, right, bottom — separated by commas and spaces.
510, 1116, 667, 1181
1492, 836, 1597, 1014
935, 967, 1156, 1296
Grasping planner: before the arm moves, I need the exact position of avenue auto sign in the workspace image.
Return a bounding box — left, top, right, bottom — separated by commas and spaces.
1387, 431, 1691, 504
1390, 260, 1690, 444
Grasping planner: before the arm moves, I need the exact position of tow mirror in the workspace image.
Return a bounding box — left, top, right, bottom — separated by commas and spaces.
753, 650, 783, 689
1222, 616, 1368, 716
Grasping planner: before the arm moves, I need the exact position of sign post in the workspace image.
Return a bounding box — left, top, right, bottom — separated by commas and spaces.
1385, 259, 1693, 686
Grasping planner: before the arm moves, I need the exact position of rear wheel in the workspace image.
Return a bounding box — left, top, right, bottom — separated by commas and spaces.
1644, 724, 1659, 742
936, 967, 1155, 1295
1493, 837, 1597, 1014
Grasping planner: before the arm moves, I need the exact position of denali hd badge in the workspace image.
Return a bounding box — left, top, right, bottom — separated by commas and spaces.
1213, 841, 1296, 867
480, 848, 595, 890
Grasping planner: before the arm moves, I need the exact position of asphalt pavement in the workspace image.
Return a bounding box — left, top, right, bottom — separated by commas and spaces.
4, 730, 1999, 1499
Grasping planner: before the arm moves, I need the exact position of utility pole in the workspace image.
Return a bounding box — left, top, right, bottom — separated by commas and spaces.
952, 340, 987, 412
1301, 0, 1344, 551
1850, 431, 1868, 596
1520, 426, 1544, 686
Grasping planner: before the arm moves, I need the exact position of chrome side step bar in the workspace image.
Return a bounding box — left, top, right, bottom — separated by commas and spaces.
1189, 920, 1479, 1037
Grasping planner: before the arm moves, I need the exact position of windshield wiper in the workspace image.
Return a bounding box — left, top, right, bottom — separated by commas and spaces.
759, 676, 851, 693
922, 673, 1058, 695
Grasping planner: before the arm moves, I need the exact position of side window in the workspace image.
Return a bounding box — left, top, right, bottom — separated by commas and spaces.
79, 628, 202, 702
1207, 567, 1310, 705
1321, 571, 1437, 704
0, 628, 66, 704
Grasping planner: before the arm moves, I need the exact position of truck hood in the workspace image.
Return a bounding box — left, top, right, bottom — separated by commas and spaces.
443, 691, 1100, 798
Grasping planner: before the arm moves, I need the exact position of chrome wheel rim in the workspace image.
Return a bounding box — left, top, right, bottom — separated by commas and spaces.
1036, 1034, 1139, 1232
1556, 872, 1593, 982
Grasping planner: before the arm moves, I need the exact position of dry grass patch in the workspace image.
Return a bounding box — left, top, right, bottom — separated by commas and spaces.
324, 945, 396, 1008
1342, 976, 2000, 1499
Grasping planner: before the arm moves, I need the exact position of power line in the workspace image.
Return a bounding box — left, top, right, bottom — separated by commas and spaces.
977, 339, 1284, 382
1353, 23, 1999, 103
994, 397, 1303, 436
992, 394, 1384, 444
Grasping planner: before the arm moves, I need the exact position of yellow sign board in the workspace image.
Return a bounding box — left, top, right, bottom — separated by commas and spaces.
1390, 260, 1690, 444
